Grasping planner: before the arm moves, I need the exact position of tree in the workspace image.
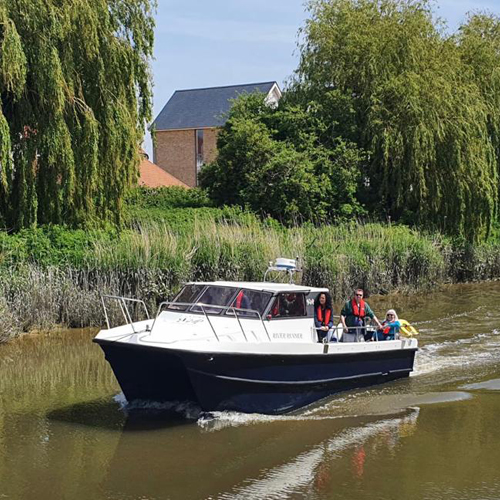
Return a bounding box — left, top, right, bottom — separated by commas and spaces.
199, 94, 364, 225
456, 13, 500, 201
292, 0, 498, 241
0, 0, 156, 229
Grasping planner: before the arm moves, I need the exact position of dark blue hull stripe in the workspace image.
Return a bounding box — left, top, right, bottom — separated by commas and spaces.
186, 366, 412, 386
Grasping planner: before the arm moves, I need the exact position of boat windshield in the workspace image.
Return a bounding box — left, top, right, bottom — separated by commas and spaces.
169, 285, 272, 316
168, 284, 205, 311
227, 289, 272, 318
190, 286, 238, 314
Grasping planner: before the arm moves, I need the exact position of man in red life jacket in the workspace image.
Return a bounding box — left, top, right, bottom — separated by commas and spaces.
340, 288, 382, 342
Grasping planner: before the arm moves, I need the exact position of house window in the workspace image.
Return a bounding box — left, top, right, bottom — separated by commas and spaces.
195, 129, 204, 174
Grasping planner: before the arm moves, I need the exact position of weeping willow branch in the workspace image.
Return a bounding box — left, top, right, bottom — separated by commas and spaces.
0, 0, 156, 229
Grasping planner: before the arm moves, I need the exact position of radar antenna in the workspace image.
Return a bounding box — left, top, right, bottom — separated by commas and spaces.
263, 257, 302, 284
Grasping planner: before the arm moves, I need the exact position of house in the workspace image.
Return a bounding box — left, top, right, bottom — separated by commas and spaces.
138, 150, 188, 188
151, 81, 282, 188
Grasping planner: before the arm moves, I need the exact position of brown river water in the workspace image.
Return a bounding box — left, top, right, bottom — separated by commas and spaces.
1, 282, 500, 500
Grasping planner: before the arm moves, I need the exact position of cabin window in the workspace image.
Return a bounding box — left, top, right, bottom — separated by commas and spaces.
227, 289, 272, 318
168, 284, 205, 311
269, 293, 307, 318
190, 286, 237, 314
196, 129, 204, 173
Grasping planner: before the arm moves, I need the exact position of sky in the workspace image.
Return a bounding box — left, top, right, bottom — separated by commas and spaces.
144, 0, 500, 155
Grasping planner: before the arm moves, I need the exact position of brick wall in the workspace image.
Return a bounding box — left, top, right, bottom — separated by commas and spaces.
204, 128, 219, 165
154, 129, 196, 187
153, 127, 220, 188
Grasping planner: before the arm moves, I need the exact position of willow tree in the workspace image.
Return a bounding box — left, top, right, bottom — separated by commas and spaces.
0, 0, 155, 229
457, 14, 500, 200
293, 0, 498, 241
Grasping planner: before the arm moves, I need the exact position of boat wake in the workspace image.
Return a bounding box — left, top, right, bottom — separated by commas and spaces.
196, 389, 473, 432
414, 327, 500, 377
197, 409, 350, 432
412, 305, 487, 326
114, 393, 203, 420
461, 378, 500, 391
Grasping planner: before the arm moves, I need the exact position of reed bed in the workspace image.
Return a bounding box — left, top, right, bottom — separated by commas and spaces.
2, 215, 500, 341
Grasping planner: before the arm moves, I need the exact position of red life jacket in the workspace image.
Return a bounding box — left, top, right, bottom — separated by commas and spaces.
351, 298, 366, 318
236, 291, 244, 309
317, 306, 331, 326
381, 320, 392, 336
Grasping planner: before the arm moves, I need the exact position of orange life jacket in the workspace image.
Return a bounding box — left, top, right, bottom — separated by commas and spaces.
351, 298, 366, 318
317, 306, 332, 326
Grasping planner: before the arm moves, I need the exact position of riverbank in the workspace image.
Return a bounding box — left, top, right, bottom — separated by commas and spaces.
2, 208, 500, 343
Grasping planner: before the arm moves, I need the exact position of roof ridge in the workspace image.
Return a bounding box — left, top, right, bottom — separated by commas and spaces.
174, 81, 277, 93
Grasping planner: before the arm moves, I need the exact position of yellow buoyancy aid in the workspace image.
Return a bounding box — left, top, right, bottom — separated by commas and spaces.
399, 319, 419, 338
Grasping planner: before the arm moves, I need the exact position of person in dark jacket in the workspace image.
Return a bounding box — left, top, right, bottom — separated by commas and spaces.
314, 292, 336, 343
340, 288, 382, 342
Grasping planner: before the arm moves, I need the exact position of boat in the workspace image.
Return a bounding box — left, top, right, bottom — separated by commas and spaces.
93, 259, 418, 415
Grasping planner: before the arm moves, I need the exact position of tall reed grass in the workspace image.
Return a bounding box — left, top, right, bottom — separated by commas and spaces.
2, 215, 500, 342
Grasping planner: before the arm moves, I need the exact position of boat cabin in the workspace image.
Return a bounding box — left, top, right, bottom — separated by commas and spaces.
154, 281, 330, 344
169, 281, 328, 319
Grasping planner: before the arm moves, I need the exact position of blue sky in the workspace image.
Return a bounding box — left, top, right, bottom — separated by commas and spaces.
144, 0, 500, 155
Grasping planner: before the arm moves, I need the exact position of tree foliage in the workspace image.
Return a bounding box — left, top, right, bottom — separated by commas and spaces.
292, 0, 500, 241
199, 94, 365, 225
0, 0, 156, 229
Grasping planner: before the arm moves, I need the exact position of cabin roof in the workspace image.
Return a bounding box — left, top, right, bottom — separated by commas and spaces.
187, 281, 329, 294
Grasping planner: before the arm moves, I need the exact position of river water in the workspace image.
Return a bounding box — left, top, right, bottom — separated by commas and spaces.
1, 282, 500, 500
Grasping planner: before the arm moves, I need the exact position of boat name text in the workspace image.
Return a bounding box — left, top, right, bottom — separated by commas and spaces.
272, 333, 303, 339
175, 316, 205, 325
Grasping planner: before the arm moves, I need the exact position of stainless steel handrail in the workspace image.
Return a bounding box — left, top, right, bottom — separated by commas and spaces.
327, 323, 397, 343
151, 301, 271, 342
341, 325, 374, 342
199, 304, 219, 342
231, 306, 248, 342
101, 295, 150, 333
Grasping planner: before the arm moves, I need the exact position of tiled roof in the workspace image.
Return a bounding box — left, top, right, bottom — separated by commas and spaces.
152, 82, 278, 131
139, 157, 188, 188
